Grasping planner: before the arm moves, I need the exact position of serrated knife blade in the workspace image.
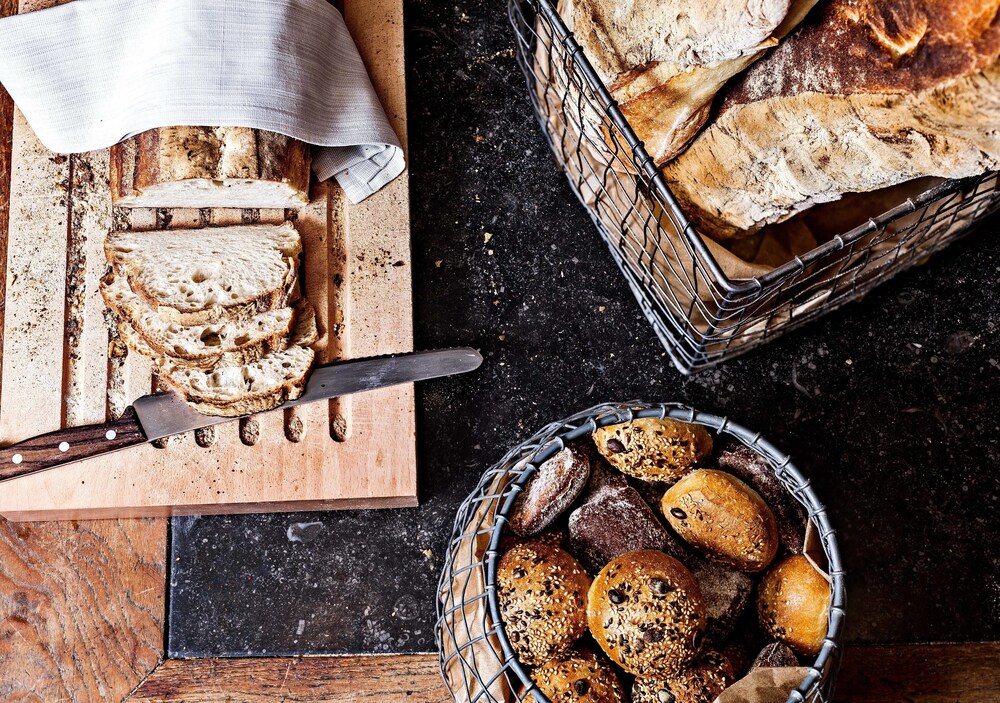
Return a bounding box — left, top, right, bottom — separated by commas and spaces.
0, 347, 483, 483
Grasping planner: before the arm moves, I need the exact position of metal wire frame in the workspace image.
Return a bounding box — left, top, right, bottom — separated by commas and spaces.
436, 402, 846, 703
509, 0, 1000, 374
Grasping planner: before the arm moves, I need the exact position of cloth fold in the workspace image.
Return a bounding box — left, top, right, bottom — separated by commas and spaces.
0, 0, 404, 203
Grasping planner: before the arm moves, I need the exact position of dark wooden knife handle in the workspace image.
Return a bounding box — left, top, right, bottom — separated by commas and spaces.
0, 407, 147, 482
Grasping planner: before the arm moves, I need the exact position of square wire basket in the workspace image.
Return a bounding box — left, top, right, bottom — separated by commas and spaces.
509, 0, 1000, 374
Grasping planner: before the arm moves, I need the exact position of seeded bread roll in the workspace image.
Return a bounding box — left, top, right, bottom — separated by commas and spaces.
758, 555, 830, 656
511, 444, 591, 536
111, 126, 311, 209
632, 651, 734, 703
498, 541, 591, 666
587, 550, 706, 676
593, 417, 712, 482
532, 649, 626, 702
661, 470, 779, 572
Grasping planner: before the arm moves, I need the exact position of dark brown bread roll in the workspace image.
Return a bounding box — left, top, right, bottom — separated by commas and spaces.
632, 651, 734, 703
532, 648, 626, 702
498, 541, 592, 665
587, 550, 706, 676
690, 557, 755, 645
593, 417, 712, 482
661, 469, 779, 572
750, 642, 800, 669
511, 444, 592, 536
757, 554, 831, 656
716, 444, 807, 553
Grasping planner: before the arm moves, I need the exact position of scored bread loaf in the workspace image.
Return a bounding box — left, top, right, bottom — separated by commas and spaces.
664, 0, 1000, 240
564, 0, 818, 164
102, 273, 296, 368
111, 127, 311, 208
153, 302, 319, 417
105, 222, 301, 325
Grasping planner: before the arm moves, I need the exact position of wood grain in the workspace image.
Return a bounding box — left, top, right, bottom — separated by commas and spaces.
0, 0, 416, 520
122, 644, 1000, 703
127, 655, 448, 703
0, 518, 166, 702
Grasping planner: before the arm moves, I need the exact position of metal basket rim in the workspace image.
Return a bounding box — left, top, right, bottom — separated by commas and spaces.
438, 401, 846, 703
524, 0, 994, 297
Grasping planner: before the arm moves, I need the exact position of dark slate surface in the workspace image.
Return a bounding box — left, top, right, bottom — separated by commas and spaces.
166, 0, 1000, 656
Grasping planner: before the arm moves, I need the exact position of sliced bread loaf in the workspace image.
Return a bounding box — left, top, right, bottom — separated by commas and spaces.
154, 302, 319, 417
102, 273, 295, 368
111, 127, 311, 209
105, 222, 301, 325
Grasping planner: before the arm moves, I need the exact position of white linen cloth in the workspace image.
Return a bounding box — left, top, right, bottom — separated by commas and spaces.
0, 0, 404, 203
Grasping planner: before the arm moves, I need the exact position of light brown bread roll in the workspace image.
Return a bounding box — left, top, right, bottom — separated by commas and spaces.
665, 0, 1000, 239
661, 470, 779, 572
587, 550, 706, 676
498, 541, 591, 666
593, 417, 712, 482
757, 554, 831, 656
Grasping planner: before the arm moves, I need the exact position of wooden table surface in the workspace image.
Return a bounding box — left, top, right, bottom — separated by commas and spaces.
1, 1, 999, 700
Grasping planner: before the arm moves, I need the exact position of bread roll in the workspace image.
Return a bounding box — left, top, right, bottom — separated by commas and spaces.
757, 554, 831, 656
112, 126, 311, 208
532, 649, 626, 702
665, 0, 1000, 239
632, 651, 734, 703
593, 417, 712, 482
511, 444, 591, 536
587, 550, 706, 676
497, 541, 591, 666
564, 0, 819, 164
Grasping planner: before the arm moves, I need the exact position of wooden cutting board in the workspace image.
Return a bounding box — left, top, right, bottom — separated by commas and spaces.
0, 0, 416, 521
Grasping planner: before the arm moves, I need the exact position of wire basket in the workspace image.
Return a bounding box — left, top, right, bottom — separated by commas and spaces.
509, 0, 1000, 374
436, 402, 846, 703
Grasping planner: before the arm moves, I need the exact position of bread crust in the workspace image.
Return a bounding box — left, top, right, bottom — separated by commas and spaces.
111, 126, 311, 208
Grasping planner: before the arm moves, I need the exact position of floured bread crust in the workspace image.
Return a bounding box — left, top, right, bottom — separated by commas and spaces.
565, 0, 818, 164
111, 126, 311, 208
723, 0, 1000, 108
666, 64, 1000, 239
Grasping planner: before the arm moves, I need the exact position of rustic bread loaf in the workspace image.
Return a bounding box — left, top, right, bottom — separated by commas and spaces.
564, 0, 818, 164
105, 222, 301, 325
111, 127, 311, 208
154, 304, 319, 417
664, 0, 1000, 240
102, 274, 296, 368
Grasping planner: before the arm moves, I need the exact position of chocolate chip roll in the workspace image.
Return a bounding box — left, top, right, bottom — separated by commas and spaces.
587, 550, 706, 676
497, 541, 591, 665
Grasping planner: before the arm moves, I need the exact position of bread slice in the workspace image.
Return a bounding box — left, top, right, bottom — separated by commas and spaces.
111, 127, 311, 209
664, 0, 1000, 239
102, 273, 295, 368
105, 222, 301, 325
153, 302, 319, 417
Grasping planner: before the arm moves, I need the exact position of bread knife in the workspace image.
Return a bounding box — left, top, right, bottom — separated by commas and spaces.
0, 347, 482, 483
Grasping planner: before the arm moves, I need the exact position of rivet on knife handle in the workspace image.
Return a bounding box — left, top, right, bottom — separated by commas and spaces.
0, 407, 147, 482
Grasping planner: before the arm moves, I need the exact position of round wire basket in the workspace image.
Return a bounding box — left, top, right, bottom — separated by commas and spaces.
436, 401, 846, 703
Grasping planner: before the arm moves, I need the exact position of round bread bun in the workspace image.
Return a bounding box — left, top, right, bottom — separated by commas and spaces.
593, 417, 712, 482
757, 554, 831, 656
632, 650, 734, 703
498, 541, 591, 666
586, 550, 706, 676
532, 648, 626, 702
661, 469, 779, 572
